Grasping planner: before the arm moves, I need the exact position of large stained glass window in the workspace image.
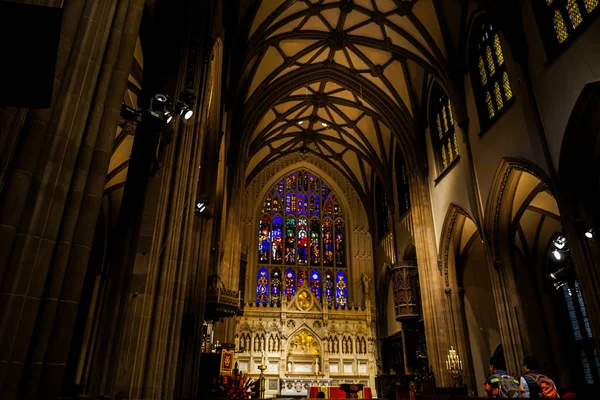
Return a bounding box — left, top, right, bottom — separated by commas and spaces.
429, 82, 458, 173
468, 17, 514, 130
534, 1, 599, 60
255, 170, 348, 307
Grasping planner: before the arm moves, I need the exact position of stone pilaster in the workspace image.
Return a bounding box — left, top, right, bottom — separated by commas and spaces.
0, 1, 144, 399
407, 167, 451, 386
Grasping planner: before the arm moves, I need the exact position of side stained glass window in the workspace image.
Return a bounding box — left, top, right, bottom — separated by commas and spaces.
256, 170, 348, 305
429, 83, 459, 172
537, 0, 599, 57
469, 18, 514, 129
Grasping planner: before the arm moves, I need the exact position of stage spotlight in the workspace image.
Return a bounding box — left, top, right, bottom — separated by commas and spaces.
321, 122, 328, 127
182, 106, 193, 120
195, 201, 206, 213
552, 249, 562, 260
164, 110, 173, 124
585, 229, 594, 239
553, 235, 566, 249
155, 94, 167, 103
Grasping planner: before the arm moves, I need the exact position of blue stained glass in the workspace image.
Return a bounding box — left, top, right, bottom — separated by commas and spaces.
575, 281, 593, 338
278, 180, 284, 197
271, 269, 281, 305
564, 284, 583, 340
335, 219, 345, 266
256, 267, 269, 306
310, 218, 321, 266
297, 269, 307, 288
324, 271, 334, 307
315, 194, 321, 217
297, 217, 308, 265
310, 269, 321, 301
285, 268, 295, 300
258, 216, 270, 262
285, 192, 291, 214
323, 219, 333, 266
271, 215, 283, 262
285, 216, 296, 264
335, 270, 347, 308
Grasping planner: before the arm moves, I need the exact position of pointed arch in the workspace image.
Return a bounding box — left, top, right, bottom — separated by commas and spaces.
484, 157, 555, 263
438, 203, 476, 289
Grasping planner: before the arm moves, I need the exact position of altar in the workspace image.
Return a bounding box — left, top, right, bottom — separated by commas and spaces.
234, 282, 377, 398
308, 385, 373, 399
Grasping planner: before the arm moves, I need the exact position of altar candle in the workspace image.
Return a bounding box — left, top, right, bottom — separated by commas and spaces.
315, 359, 319, 373
261, 349, 265, 365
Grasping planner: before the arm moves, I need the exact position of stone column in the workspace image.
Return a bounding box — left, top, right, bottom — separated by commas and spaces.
407, 167, 451, 386
0, 1, 143, 399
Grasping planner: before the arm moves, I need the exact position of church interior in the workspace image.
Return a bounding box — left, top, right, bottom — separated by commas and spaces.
0, 0, 600, 399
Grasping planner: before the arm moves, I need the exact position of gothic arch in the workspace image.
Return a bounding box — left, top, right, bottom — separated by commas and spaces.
438, 203, 476, 289
484, 157, 555, 264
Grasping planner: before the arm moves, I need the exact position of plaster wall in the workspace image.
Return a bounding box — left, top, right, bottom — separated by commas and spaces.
462, 239, 501, 396
425, 121, 472, 249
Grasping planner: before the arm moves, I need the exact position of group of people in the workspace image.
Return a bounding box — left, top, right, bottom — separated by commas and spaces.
485, 355, 573, 398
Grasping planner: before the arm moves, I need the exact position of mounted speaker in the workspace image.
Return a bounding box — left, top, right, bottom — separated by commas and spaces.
0, 3, 62, 108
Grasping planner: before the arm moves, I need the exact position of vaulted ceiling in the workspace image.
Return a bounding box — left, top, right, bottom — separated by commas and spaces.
240, 0, 451, 202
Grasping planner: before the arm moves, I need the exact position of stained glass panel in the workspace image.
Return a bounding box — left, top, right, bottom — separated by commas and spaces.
272, 215, 283, 262
485, 46, 496, 77
442, 105, 449, 132
502, 72, 513, 101
584, 0, 599, 12
285, 216, 296, 264
310, 218, 321, 265
256, 267, 269, 306
448, 99, 454, 126
324, 270, 334, 307
323, 219, 334, 266
553, 10, 569, 43
272, 196, 281, 214
259, 216, 270, 262
494, 82, 504, 110
262, 193, 272, 213
493, 34, 504, 66
567, 0, 583, 28
297, 217, 308, 265
335, 219, 345, 266
478, 56, 488, 85
297, 269, 307, 288
563, 284, 583, 340
453, 133, 459, 157
335, 271, 348, 308
581, 350, 594, 384
310, 270, 321, 301
436, 114, 443, 139
271, 269, 281, 305
486, 91, 495, 118
285, 268, 295, 300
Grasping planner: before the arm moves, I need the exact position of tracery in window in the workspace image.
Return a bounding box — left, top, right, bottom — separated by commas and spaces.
256, 170, 347, 306
540, 0, 599, 51
429, 83, 459, 172
469, 18, 514, 129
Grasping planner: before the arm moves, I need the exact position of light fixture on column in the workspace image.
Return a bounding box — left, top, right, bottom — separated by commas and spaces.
585, 229, 594, 239
195, 201, 206, 213
445, 346, 463, 387
552, 249, 562, 260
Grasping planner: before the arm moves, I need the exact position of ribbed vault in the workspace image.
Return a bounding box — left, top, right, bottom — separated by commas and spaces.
240, 0, 450, 203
